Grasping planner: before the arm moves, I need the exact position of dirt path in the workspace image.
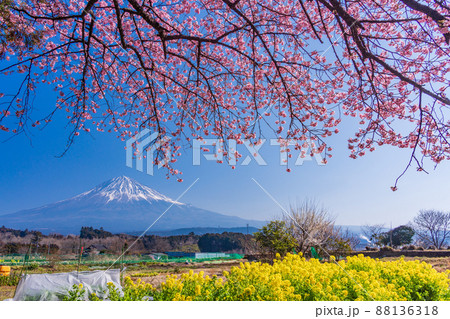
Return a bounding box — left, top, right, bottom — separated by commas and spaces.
0, 286, 15, 300
126, 260, 240, 287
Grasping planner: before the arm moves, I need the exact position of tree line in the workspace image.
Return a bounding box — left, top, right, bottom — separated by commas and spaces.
362, 210, 450, 250
3, 207, 449, 257
255, 203, 450, 259
0, 226, 256, 255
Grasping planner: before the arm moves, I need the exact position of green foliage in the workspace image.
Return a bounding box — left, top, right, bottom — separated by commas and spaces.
323, 236, 353, 256
89, 292, 101, 301
0, 226, 42, 238
64, 282, 123, 301
80, 226, 113, 239
133, 272, 159, 277
105, 282, 122, 301
62, 284, 86, 301
180, 244, 200, 252
141, 234, 200, 253
2, 242, 21, 254
56, 282, 125, 301
255, 221, 297, 257
94, 278, 154, 301
380, 225, 415, 247
198, 232, 251, 252
0, 273, 20, 286
25, 262, 39, 271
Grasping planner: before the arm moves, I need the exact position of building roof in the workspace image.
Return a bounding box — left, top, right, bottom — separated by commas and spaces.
86, 244, 109, 251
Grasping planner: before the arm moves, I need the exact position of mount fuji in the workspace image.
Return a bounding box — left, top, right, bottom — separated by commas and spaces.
0, 176, 265, 234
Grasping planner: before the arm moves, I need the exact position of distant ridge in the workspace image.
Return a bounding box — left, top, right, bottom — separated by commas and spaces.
137, 226, 261, 236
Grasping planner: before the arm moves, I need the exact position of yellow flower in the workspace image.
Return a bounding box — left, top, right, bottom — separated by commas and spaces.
123, 253, 450, 301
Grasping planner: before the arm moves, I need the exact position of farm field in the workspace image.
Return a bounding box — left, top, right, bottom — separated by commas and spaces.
1, 255, 450, 301
0, 258, 240, 300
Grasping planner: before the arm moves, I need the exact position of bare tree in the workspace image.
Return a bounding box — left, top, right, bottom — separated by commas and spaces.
413, 210, 450, 249
339, 228, 361, 252
284, 200, 336, 255
361, 224, 386, 247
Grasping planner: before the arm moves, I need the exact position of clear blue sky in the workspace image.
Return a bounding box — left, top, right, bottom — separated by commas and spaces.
1, 73, 450, 228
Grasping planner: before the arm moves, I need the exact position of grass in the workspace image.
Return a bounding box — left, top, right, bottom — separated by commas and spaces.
132, 272, 160, 277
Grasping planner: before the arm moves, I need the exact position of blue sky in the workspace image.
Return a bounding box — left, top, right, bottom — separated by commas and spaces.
2, 71, 450, 228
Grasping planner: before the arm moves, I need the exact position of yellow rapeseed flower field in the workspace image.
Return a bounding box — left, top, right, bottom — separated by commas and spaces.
102, 254, 450, 301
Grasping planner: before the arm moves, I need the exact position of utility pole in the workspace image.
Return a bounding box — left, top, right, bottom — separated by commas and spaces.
390, 222, 393, 247
77, 237, 82, 277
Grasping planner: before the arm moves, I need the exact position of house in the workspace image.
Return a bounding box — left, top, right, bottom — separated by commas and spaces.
83, 244, 109, 256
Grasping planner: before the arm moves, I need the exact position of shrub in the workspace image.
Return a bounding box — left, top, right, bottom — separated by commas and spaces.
63, 284, 86, 301
255, 221, 297, 258
0, 272, 20, 286
22, 262, 40, 271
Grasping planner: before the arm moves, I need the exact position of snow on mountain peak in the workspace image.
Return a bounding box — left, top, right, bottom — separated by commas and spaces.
75, 176, 182, 204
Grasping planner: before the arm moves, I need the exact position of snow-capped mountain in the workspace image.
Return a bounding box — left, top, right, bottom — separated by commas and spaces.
71, 176, 181, 204
0, 176, 265, 234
